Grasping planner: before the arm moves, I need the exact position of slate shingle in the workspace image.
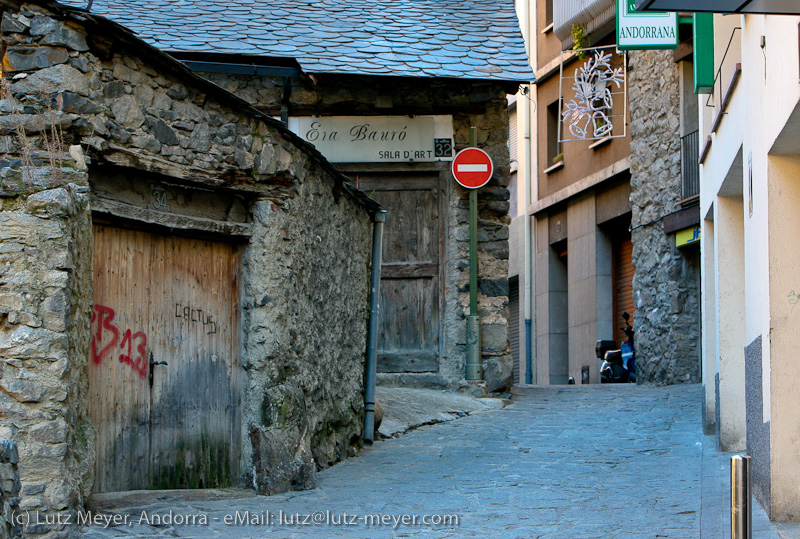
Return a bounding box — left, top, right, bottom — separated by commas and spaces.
60, 0, 532, 82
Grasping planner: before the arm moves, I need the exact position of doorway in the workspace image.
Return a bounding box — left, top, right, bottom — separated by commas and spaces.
89, 225, 241, 492
357, 173, 442, 374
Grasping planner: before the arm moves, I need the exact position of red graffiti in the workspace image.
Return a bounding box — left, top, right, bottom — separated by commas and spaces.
91, 305, 119, 365
119, 329, 148, 379
91, 304, 148, 379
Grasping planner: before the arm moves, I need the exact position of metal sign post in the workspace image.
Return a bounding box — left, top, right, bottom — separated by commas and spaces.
452, 127, 493, 381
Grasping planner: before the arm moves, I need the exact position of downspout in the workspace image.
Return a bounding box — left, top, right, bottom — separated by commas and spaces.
363, 209, 387, 446
524, 0, 535, 384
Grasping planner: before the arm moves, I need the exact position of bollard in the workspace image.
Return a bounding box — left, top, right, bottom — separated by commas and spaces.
731, 455, 752, 539
581, 365, 590, 384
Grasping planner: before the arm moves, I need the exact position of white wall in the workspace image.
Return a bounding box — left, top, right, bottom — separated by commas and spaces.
700, 10, 800, 519
700, 214, 716, 434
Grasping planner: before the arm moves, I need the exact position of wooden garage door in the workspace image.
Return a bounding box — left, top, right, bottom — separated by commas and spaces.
89, 225, 241, 492
358, 174, 441, 373
613, 235, 635, 345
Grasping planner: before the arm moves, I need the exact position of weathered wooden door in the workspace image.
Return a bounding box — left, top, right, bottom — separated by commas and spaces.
358, 174, 441, 373
90, 225, 241, 492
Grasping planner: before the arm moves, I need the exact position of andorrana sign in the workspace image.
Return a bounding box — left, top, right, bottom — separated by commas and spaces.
288, 116, 454, 163
616, 0, 678, 50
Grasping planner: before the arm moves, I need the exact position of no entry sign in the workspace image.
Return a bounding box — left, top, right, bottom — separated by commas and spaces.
452, 148, 493, 189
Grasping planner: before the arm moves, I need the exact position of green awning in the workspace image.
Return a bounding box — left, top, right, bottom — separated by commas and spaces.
634, 0, 800, 14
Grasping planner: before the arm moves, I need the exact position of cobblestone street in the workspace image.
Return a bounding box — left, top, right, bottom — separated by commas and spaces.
80, 385, 793, 538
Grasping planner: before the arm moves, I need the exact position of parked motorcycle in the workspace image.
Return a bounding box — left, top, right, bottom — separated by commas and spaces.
597, 312, 636, 384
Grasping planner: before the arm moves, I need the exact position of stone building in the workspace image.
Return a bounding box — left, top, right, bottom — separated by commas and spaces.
508, 0, 701, 386
628, 48, 701, 385
72, 0, 533, 394
1, 1, 382, 536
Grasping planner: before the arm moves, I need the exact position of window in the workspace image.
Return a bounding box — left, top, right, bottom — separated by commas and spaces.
547, 100, 562, 164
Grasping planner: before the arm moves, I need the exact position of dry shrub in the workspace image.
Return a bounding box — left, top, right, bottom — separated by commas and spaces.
1, 78, 67, 186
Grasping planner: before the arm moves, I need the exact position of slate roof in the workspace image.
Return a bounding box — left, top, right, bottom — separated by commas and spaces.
60, 0, 533, 82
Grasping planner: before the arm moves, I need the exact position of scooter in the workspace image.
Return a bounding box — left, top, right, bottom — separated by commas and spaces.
598, 312, 636, 384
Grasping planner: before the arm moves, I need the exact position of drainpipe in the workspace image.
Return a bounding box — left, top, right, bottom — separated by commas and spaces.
524, 0, 535, 385
363, 209, 387, 446
524, 101, 534, 384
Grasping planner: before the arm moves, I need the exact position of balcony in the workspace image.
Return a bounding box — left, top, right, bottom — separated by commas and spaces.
681, 129, 700, 204
553, 0, 615, 48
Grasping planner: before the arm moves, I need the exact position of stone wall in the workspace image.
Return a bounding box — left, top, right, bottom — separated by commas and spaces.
1, 440, 22, 539
628, 50, 701, 384
242, 176, 372, 493
2, 2, 375, 533
206, 72, 514, 393
0, 151, 94, 537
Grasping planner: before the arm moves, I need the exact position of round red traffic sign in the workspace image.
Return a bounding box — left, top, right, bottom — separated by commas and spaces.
452, 148, 493, 189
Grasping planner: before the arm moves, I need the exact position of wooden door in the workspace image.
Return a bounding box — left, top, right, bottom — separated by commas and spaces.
358, 174, 441, 373
90, 225, 240, 492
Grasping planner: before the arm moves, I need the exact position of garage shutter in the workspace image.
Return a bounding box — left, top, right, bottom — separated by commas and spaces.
613, 236, 635, 345
509, 276, 520, 384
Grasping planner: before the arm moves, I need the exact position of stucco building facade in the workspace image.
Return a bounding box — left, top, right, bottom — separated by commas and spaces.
693, 8, 800, 522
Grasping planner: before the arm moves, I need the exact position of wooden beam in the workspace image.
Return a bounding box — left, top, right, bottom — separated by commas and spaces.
380, 263, 438, 279
91, 196, 253, 237
377, 352, 439, 373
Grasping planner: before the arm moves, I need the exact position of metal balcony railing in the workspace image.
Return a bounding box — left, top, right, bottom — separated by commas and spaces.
681, 129, 700, 201
706, 26, 742, 134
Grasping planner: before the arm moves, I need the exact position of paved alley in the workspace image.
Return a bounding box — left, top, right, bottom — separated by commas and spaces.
79, 385, 792, 538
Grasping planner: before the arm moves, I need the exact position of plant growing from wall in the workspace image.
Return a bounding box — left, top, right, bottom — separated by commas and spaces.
1, 79, 68, 188
571, 24, 588, 60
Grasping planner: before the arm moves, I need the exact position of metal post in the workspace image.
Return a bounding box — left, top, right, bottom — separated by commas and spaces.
465, 126, 482, 380
524, 319, 532, 384
363, 210, 387, 445
731, 455, 752, 539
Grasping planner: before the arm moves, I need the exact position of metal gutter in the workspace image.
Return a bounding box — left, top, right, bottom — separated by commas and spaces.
363, 210, 387, 446
179, 60, 301, 79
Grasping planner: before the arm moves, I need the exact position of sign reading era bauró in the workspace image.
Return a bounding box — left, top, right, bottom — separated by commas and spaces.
288, 116, 454, 163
